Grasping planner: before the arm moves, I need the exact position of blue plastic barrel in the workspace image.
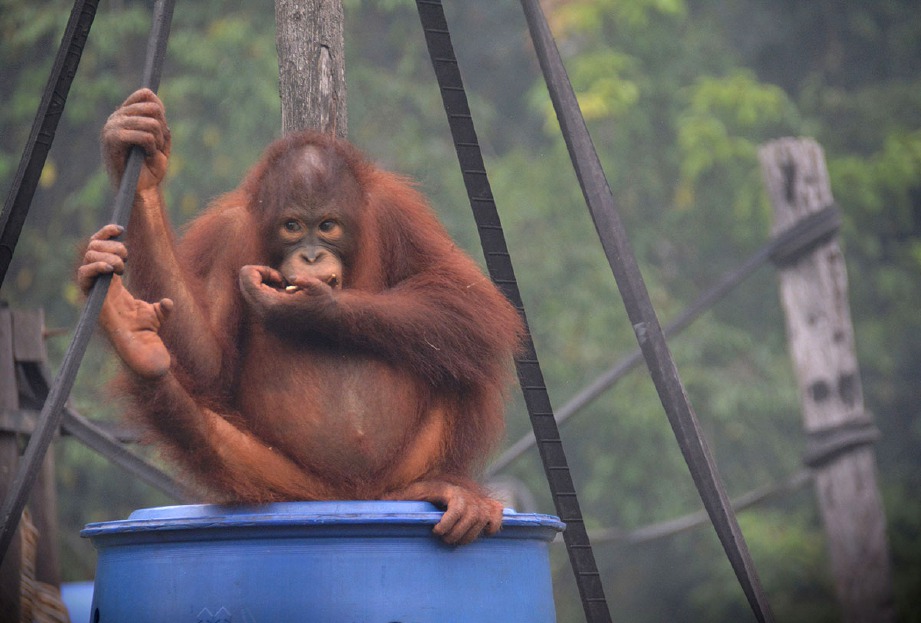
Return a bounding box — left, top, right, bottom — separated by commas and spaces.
60, 581, 94, 623
81, 501, 564, 622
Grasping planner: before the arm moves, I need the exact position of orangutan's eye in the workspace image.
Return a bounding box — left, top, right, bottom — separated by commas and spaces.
319, 220, 337, 233
284, 220, 302, 233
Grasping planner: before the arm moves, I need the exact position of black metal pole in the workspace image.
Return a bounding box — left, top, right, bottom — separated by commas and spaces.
0, 0, 101, 288
415, 2, 613, 621
518, 1, 775, 620
0, 0, 176, 562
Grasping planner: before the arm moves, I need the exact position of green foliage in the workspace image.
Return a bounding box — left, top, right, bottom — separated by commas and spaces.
688, 501, 838, 622
1, 0, 920, 620
886, 480, 921, 623
570, 50, 640, 121
677, 71, 798, 191
551, 0, 686, 34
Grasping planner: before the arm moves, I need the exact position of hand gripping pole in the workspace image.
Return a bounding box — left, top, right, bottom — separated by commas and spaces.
0, 0, 176, 562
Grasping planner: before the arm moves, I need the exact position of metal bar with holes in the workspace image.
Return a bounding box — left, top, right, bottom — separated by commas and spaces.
415, 2, 613, 621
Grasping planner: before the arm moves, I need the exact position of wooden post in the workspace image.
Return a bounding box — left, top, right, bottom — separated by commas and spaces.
12, 310, 61, 591
0, 308, 66, 623
759, 138, 895, 623
0, 306, 22, 623
274, 0, 347, 137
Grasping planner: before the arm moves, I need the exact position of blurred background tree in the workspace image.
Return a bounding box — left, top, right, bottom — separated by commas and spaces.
1, 0, 919, 621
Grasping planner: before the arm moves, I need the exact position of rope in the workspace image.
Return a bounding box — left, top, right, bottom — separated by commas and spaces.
590, 469, 814, 545
0, 0, 177, 563
586, 411, 878, 546
414, 2, 613, 621
0, 0, 101, 288
488, 199, 842, 476
19, 510, 70, 623
803, 417, 880, 469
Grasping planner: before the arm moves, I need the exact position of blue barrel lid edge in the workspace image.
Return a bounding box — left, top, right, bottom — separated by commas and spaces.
81, 501, 565, 539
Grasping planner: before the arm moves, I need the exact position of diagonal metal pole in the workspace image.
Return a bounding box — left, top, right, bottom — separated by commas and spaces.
518, 1, 774, 620
0, 0, 101, 288
0, 0, 176, 562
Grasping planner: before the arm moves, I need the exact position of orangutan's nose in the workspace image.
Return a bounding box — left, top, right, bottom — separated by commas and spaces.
301, 246, 328, 264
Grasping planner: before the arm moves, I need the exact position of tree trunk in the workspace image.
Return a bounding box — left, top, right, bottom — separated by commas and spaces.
759, 138, 895, 623
274, 0, 347, 138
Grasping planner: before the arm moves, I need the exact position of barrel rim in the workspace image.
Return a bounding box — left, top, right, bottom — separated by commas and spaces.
80, 501, 565, 538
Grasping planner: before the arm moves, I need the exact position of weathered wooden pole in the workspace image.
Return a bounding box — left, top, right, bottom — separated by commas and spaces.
13, 311, 62, 597
759, 138, 895, 623
0, 308, 65, 622
0, 306, 23, 622
274, 0, 347, 137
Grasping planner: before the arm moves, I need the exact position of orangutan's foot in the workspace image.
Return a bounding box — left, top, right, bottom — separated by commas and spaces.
385, 479, 503, 545
100, 277, 173, 378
